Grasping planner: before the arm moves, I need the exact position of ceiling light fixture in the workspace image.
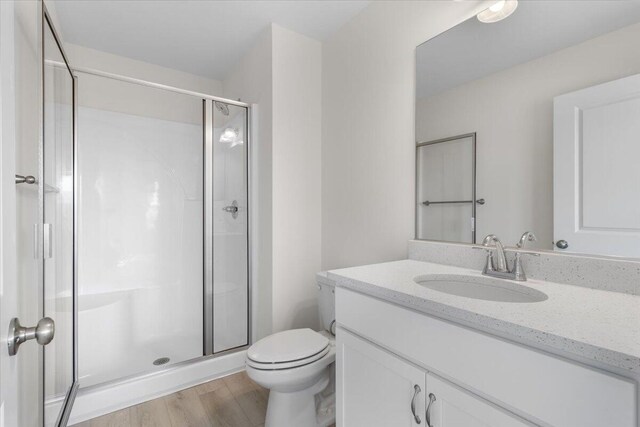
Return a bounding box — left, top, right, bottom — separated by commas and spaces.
477, 0, 518, 23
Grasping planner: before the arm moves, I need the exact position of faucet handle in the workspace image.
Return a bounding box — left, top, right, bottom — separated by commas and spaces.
511, 251, 527, 281
511, 232, 537, 281
483, 250, 495, 273
516, 231, 536, 249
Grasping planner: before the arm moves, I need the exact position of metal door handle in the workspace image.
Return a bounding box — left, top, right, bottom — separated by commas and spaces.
7, 317, 55, 356
410, 384, 422, 424
426, 393, 436, 427
555, 240, 569, 249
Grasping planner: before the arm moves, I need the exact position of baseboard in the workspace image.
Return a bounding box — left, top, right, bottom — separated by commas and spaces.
68, 350, 247, 425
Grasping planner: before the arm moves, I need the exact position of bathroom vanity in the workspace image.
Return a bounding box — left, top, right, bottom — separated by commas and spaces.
388, 4, 640, 424
329, 249, 640, 427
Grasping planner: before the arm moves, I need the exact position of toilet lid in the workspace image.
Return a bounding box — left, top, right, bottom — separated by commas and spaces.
246, 346, 330, 371
247, 328, 329, 364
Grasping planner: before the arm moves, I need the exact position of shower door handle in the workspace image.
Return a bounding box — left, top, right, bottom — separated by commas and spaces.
222, 200, 239, 219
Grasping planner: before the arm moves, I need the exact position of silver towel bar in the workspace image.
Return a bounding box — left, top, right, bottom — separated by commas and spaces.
422, 198, 485, 206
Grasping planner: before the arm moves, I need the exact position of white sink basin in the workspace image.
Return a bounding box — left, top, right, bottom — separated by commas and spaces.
414, 274, 548, 303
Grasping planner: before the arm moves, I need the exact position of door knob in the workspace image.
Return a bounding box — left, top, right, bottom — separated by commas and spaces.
555, 240, 569, 249
7, 317, 55, 356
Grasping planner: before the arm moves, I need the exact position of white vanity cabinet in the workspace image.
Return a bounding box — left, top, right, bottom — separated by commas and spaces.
335, 287, 638, 427
425, 374, 531, 427
338, 328, 531, 427
338, 329, 426, 426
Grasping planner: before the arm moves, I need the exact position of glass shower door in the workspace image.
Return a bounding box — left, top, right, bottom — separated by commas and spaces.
211, 102, 249, 353
43, 11, 76, 426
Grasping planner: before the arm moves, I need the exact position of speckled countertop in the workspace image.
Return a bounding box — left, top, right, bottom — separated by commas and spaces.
328, 259, 640, 374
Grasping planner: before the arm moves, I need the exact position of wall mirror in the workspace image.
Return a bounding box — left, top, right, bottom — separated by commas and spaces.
415, 0, 640, 259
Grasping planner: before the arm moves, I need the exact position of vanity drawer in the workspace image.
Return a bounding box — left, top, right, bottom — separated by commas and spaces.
336, 287, 637, 427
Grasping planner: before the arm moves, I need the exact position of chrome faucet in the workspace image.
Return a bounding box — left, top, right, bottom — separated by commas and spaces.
480, 232, 537, 281
481, 234, 508, 273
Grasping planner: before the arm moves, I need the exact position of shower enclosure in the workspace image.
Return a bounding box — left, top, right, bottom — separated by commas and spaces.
2, 3, 250, 424
75, 72, 251, 387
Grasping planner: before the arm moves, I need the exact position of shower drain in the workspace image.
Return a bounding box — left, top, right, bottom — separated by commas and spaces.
153, 357, 170, 366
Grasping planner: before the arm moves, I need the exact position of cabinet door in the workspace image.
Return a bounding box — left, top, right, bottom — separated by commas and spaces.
426, 374, 533, 427
337, 328, 426, 427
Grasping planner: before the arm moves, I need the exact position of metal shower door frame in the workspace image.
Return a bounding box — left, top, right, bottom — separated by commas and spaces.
70, 66, 253, 365
203, 99, 252, 356
42, 2, 79, 425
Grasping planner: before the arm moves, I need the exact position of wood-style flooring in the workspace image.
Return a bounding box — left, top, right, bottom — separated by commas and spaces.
72, 371, 269, 427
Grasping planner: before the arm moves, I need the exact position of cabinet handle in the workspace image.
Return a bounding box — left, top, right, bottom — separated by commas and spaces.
410, 384, 422, 424
426, 393, 436, 427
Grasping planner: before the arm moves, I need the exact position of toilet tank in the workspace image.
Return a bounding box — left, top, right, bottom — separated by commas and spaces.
316, 272, 335, 333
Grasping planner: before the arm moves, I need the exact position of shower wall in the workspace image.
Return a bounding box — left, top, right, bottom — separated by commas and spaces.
77, 74, 204, 387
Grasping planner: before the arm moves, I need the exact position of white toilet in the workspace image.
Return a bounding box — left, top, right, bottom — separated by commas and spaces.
246, 273, 336, 427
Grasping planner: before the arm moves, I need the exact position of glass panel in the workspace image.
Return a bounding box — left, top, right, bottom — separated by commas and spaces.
43, 17, 74, 426
416, 135, 475, 243
213, 103, 249, 353
77, 74, 204, 386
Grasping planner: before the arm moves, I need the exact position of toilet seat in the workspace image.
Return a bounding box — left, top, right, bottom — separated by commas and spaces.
247, 346, 330, 370
247, 328, 330, 371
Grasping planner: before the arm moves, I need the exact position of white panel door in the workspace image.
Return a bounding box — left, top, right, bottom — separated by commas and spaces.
554, 74, 640, 257
1, 2, 44, 426
337, 328, 426, 427
426, 374, 532, 427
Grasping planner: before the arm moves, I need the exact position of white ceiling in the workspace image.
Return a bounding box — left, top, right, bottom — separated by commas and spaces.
54, 0, 370, 81
417, 1, 640, 99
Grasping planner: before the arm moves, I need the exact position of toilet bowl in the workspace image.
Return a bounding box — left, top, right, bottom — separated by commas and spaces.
246, 273, 336, 427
